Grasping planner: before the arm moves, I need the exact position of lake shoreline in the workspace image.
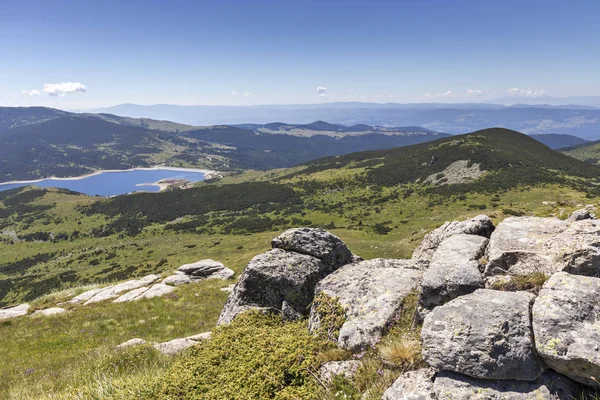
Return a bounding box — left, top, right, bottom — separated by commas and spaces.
0, 166, 217, 187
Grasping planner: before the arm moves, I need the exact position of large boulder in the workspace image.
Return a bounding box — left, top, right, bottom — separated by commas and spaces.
532, 272, 600, 388
217, 249, 332, 325
271, 228, 355, 267
309, 259, 422, 350
419, 234, 487, 314
412, 215, 494, 262
485, 216, 600, 277
433, 370, 582, 400
422, 289, 545, 381
382, 368, 436, 400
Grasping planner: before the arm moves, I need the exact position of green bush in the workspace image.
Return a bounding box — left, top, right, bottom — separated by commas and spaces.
158, 312, 328, 399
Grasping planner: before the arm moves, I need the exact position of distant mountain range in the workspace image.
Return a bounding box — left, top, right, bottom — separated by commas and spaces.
0, 107, 448, 182
84, 102, 600, 139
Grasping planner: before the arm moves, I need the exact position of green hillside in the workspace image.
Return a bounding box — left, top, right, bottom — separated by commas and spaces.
562, 139, 600, 165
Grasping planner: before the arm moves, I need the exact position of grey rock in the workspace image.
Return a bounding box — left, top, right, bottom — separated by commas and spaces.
419, 234, 487, 313
0, 303, 30, 321
532, 272, 600, 388
177, 259, 234, 280
31, 307, 66, 317
309, 258, 422, 350
117, 338, 148, 349
281, 300, 302, 321
568, 207, 596, 222
67, 287, 105, 304
433, 370, 582, 400
136, 284, 175, 300
382, 368, 436, 400
422, 289, 545, 381
84, 274, 161, 305
153, 332, 211, 356
271, 227, 354, 267
112, 286, 150, 303
319, 360, 361, 383
153, 338, 199, 356
218, 249, 332, 325
485, 217, 600, 277
161, 274, 193, 286
412, 215, 494, 262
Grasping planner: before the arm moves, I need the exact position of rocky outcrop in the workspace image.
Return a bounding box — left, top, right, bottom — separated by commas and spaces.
418, 234, 487, 316
83, 274, 161, 305
0, 303, 30, 321
309, 258, 422, 350
485, 215, 600, 277
412, 215, 494, 262
113, 283, 175, 303
433, 370, 581, 400
421, 289, 545, 381
161, 259, 234, 285
532, 272, 600, 388
319, 360, 361, 383
382, 368, 436, 400
271, 228, 356, 267
218, 248, 334, 325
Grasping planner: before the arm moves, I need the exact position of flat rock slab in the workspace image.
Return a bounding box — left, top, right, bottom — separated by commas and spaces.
67, 288, 104, 304
271, 227, 354, 267
161, 274, 193, 286
412, 215, 494, 262
84, 274, 161, 305
31, 307, 66, 317
422, 289, 545, 381
309, 258, 422, 350
433, 370, 581, 400
0, 303, 30, 321
218, 249, 332, 325
532, 272, 600, 388
136, 284, 175, 300
486, 216, 600, 276
153, 332, 211, 356
113, 286, 150, 303
382, 368, 436, 400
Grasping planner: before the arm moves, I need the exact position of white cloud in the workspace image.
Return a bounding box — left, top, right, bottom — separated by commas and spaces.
316, 86, 328, 97
425, 90, 456, 99
21, 89, 41, 96
230, 90, 239, 96
43, 82, 86, 97
244, 92, 251, 97
466, 89, 484, 96
506, 87, 547, 98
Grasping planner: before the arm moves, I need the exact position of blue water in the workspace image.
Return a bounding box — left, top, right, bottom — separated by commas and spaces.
0, 169, 208, 197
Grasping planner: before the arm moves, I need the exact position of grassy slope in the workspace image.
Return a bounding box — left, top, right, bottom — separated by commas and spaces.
1, 128, 599, 398
562, 139, 600, 165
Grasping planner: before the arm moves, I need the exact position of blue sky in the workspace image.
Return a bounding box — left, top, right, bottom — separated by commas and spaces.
1, 0, 599, 108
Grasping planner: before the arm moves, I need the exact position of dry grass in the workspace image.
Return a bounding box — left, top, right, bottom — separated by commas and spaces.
379, 335, 422, 370
490, 272, 549, 294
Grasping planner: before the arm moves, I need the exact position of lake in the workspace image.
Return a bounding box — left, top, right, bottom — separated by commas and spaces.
0, 168, 210, 197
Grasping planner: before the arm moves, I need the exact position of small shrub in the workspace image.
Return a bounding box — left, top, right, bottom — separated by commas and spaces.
158, 312, 328, 399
